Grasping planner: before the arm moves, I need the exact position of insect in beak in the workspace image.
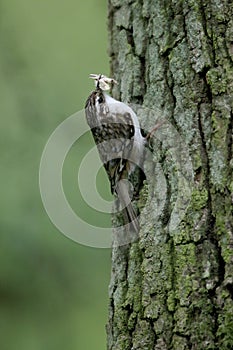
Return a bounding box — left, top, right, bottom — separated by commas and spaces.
89, 74, 118, 91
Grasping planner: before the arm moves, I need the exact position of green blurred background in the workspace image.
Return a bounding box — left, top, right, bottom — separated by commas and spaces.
0, 0, 112, 349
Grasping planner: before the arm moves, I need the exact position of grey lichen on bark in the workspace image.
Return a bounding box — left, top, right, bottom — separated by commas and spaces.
107, 0, 233, 349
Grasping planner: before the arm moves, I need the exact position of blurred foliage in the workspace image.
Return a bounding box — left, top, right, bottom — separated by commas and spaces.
0, 0, 111, 349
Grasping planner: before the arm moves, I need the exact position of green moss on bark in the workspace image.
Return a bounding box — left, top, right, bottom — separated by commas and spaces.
107, 0, 233, 348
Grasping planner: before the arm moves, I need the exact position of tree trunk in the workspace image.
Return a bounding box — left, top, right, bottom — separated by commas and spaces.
106, 0, 233, 349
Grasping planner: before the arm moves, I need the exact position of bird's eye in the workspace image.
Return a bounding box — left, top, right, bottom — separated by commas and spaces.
98, 96, 103, 103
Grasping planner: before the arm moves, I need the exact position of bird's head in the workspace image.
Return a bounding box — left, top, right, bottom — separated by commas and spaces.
89, 74, 117, 91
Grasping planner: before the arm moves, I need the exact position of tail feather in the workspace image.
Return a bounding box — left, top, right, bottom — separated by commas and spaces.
116, 180, 140, 233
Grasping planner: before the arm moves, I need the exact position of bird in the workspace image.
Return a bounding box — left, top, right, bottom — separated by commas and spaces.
85, 73, 146, 233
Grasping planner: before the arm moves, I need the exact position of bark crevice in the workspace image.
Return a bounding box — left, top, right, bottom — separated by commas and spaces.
107, 0, 233, 349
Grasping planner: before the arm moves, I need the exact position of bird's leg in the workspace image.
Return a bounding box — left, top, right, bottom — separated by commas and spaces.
145, 121, 165, 149
146, 121, 165, 140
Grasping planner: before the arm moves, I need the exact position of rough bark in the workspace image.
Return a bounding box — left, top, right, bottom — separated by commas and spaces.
107, 0, 233, 349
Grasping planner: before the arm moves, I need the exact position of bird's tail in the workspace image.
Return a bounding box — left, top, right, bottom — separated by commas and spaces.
115, 180, 140, 233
